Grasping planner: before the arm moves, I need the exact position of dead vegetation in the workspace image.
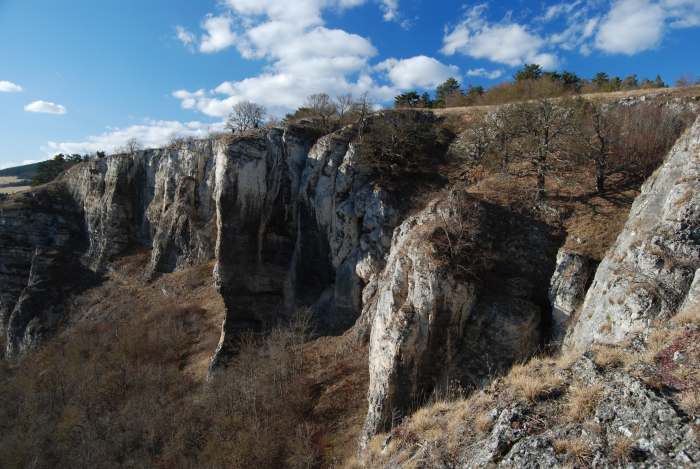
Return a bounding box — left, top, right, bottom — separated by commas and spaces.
358, 301, 700, 468
0, 254, 369, 469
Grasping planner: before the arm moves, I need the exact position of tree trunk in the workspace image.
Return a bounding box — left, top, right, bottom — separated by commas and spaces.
596, 159, 605, 193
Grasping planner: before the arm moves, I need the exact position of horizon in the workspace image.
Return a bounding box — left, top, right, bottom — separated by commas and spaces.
1, 0, 699, 168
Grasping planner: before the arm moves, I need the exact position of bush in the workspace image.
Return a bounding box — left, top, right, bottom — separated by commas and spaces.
0, 306, 318, 469
356, 110, 453, 183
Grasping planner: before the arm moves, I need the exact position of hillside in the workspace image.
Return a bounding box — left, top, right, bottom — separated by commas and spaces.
0, 161, 41, 180
1, 90, 699, 468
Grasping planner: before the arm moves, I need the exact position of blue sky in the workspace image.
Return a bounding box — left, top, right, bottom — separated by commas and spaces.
1, 0, 699, 168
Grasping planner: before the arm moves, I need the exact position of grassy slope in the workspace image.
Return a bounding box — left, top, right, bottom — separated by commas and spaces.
0, 161, 41, 180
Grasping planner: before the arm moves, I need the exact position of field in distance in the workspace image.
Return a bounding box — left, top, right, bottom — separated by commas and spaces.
0, 176, 31, 194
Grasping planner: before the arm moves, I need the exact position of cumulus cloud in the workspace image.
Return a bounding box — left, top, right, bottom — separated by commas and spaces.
442, 4, 558, 69
44, 120, 225, 155
595, 0, 665, 54
199, 15, 238, 53
539, 0, 700, 57
0, 80, 22, 93
376, 56, 459, 88
173, 0, 414, 116
466, 68, 503, 79
24, 100, 67, 115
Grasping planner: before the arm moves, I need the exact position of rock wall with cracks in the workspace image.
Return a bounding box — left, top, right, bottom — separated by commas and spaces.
361, 194, 563, 441
0, 124, 402, 361
566, 116, 700, 349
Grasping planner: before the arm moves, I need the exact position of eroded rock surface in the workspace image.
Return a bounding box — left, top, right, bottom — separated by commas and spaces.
362, 194, 562, 441
0, 187, 87, 356
566, 116, 700, 349
548, 249, 595, 347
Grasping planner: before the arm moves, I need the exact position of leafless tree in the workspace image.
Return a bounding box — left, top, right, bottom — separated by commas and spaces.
578, 101, 617, 193
335, 93, 354, 125
123, 138, 143, 154
305, 93, 337, 127
485, 107, 518, 172
509, 98, 577, 200
354, 92, 374, 138
226, 101, 266, 133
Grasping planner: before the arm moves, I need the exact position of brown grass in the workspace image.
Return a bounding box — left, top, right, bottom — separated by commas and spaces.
592, 345, 630, 369
0, 176, 30, 194
566, 383, 604, 422
672, 304, 700, 326
553, 437, 593, 465
505, 359, 564, 403
679, 389, 700, 416
611, 436, 634, 464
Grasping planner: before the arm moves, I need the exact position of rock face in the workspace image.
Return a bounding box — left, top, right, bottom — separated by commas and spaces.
362, 194, 562, 440
64, 139, 219, 274
1, 124, 402, 360
211, 126, 399, 368
467, 356, 699, 468
548, 249, 595, 347
0, 187, 87, 356
566, 116, 700, 349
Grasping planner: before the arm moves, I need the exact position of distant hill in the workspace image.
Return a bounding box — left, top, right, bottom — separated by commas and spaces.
0, 162, 42, 181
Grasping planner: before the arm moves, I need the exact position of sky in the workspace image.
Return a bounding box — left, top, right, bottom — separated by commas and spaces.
1, 0, 699, 168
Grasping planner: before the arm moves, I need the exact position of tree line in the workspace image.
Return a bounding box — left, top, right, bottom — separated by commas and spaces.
394, 64, 680, 110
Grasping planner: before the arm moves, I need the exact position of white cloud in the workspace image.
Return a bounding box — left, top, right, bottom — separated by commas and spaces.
24, 100, 67, 115
380, 0, 399, 22
376, 56, 459, 89
663, 0, 700, 28
44, 120, 225, 155
176, 26, 196, 48
595, 0, 665, 54
0, 80, 22, 93
442, 5, 559, 69
173, 0, 412, 116
466, 68, 503, 79
200, 15, 238, 53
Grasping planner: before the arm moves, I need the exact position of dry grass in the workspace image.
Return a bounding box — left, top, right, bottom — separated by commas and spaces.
678, 389, 700, 415
505, 359, 564, 403
553, 437, 593, 465
0, 176, 30, 194
643, 328, 672, 363
565, 383, 604, 422
474, 411, 494, 434
672, 304, 700, 326
610, 436, 634, 464
592, 345, 630, 369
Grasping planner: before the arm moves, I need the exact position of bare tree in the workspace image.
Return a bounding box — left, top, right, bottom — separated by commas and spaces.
509, 98, 577, 200
335, 93, 354, 125
354, 92, 374, 138
124, 138, 143, 154
226, 101, 267, 133
485, 107, 517, 173
305, 93, 337, 127
578, 101, 617, 193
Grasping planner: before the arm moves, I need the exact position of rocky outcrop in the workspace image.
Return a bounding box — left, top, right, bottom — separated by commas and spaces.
1, 123, 404, 360
211, 126, 400, 368
566, 116, 700, 349
0, 187, 87, 356
493, 358, 699, 468
64, 139, 219, 274
362, 194, 562, 440
548, 249, 595, 347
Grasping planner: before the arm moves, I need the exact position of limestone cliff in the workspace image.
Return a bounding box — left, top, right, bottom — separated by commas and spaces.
566, 116, 700, 349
